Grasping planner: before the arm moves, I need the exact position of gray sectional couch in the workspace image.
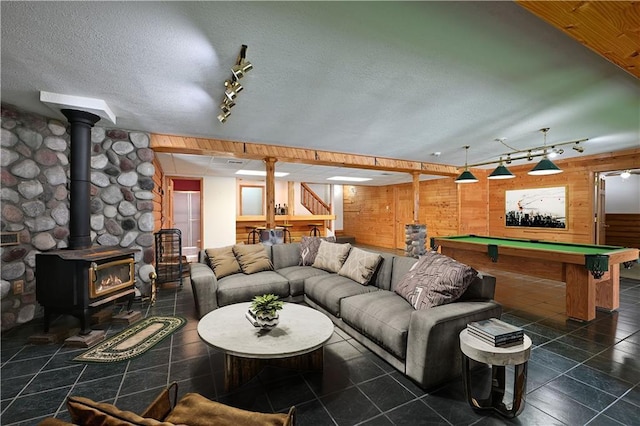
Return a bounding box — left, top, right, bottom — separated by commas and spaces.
189, 242, 501, 390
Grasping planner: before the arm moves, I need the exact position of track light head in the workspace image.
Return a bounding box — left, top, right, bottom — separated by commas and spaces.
573, 143, 584, 153
220, 99, 236, 113
217, 111, 230, 123
231, 62, 253, 80
224, 80, 243, 101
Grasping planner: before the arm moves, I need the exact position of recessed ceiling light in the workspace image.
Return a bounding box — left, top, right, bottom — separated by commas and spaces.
235, 170, 289, 177
327, 176, 372, 182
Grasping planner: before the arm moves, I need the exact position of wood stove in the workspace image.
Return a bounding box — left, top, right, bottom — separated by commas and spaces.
35, 109, 139, 335
36, 247, 136, 334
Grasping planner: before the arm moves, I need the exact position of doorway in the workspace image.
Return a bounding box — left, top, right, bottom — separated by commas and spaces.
170, 178, 202, 263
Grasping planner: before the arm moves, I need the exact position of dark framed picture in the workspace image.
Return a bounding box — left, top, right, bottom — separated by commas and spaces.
505, 186, 566, 229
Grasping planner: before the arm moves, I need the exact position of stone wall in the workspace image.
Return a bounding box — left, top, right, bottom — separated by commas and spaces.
405, 223, 426, 258
0, 104, 156, 332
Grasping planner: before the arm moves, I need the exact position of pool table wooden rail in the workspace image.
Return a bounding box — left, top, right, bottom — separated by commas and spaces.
433, 237, 639, 322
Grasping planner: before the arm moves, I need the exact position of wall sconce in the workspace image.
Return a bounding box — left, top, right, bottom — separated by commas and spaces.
455, 146, 479, 183
217, 45, 252, 123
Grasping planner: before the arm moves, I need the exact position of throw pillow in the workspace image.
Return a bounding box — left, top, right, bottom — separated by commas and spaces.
394, 252, 477, 310
166, 392, 292, 426
312, 240, 351, 273
233, 244, 273, 274
67, 396, 167, 426
338, 247, 382, 285
205, 246, 242, 279
299, 236, 336, 266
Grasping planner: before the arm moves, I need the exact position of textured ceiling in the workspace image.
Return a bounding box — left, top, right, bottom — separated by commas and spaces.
1, 1, 638, 184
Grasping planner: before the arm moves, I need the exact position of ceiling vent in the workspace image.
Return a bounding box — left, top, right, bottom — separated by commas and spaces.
227, 159, 245, 165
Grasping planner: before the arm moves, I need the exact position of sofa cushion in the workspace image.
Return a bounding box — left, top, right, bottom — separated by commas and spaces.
390, 256, 418, 292
233, 244, 273, 274
394, 252, 477, 310
271, 242, 302, 270
338, 247, 382, 285
217, 271, 289, 306
67, 396, 170, 425
299, 236, 336, 266
340, 291, 413, 360
276, 265, 330, 296
304, 274, 377, 316
312, 241, 351, 273
205, 246, 242, 279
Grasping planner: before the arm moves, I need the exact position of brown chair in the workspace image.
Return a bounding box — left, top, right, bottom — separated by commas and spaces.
39, 382, 296, 426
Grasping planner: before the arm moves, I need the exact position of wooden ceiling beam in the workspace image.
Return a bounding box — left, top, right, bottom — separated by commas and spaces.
150, 133, 459, 177
516, 1, 640, 79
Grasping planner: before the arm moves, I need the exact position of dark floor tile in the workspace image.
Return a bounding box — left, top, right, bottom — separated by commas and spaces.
170, 327, 202, 346
0, 386, 70, 424
584, 351, 640, 384
1, 374, 34, 400
303, 366, 353, 397
422, 381, 483, 425
539, 340, 593, 363
128, 346, 171, 370
601, 398, 640, 425
169, 340, 209, 360
341, 355, 386, 385
545, 375, 617, 411
621, 383, 640, 407
359, 414, 394, 425
525, 359, 563, 391
169, 354, 211, 382
587, 414, 626, 425
499, 313, 534, 328
362, 352, 396, 373
556, 333, 610, 354
294, 399, 335, 426
325, 340, 364, 362
610, 339, 640, 357
321, 386, 381, 425
77, 360, 128, 382
523, 322, 568, 340
358, 375, 415, 412
1, 346, 22, 363
265, 374, 316, 412
218, 385, 273, 413
528, 385, 598, 425
118, 365, 170, 396
565, 365, 633, 397
0, 355, 50, 380
11, 343, 60, 360
385, 399, 445, 425
42, 348, 85, 371
21, 364, 85, 396
529, 346, 578, 374
115, 385, 166, 413
525, 331, 551, 347
175, 374, 216, 400
69, 375, 122, 402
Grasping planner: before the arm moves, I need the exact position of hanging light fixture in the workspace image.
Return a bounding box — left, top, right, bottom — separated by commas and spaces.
488, 157, 515, 179
217, 45, 252, 123
528, 128, 563, 175
455, 146, 478, 183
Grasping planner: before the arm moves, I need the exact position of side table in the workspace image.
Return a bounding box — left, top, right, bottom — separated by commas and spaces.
459, 328, 532, 418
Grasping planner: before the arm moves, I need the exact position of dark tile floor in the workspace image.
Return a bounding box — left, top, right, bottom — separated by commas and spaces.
2, 269, 640, 425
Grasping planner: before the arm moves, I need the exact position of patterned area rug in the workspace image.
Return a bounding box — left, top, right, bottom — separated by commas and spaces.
73, 316, 186, 363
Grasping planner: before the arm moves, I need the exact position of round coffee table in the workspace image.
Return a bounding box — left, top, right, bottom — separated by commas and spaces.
459, 328, 532, 418
198, 302, 334, 391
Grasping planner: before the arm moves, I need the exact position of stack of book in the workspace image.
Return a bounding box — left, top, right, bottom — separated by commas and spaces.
467, 318, 524, 347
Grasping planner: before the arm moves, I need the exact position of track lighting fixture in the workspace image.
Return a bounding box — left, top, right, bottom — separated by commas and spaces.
620, 170, 631, 179
455, 146, 479, 183
456, 129, 588, 182
217, 44, 253, 123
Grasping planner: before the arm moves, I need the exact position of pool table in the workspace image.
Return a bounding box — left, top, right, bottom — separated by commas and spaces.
432, 235, 639, 322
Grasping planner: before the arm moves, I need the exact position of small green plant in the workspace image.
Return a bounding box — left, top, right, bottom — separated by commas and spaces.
250, 294, 284, 317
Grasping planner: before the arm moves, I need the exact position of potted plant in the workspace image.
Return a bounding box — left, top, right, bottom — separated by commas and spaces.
248, 294, 284, 329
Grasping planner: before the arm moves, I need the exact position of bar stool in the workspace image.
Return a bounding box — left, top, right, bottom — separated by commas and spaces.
308, 223, 323, 237
246, 226, 262, 244
278, 224, 293, 243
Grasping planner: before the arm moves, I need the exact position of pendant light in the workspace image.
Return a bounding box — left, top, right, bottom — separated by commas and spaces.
488, 157, 515, 179
528, 128, 563, 175
455, 146, 478, 183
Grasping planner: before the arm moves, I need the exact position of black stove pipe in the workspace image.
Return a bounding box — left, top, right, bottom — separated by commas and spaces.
61, 109, 101, 250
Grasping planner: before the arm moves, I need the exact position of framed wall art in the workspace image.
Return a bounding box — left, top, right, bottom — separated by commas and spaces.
505, 186, 567, 229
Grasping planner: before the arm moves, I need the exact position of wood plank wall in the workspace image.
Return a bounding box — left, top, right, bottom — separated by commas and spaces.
343, 149, 639, 249
605, 214, 640, 249
151, 154, 164, 232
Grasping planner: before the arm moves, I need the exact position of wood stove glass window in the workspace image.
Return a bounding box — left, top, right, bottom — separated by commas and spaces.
90, 258, 135, 298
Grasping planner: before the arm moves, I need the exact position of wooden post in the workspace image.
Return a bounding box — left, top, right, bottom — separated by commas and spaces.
265, 157, 277, 229
412, 172, 420, 224
287, 181, 295, 216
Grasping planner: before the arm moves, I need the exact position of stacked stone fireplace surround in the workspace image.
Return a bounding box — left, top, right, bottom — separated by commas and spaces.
1, 104, 156, 332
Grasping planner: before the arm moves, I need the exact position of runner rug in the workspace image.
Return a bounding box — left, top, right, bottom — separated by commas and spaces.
73, 316, 186, 363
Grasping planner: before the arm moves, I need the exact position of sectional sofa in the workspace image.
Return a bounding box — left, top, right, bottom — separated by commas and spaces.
189, 240, 501, 390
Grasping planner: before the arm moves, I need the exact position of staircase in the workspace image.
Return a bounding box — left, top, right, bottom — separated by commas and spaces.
301, 183, 331, 216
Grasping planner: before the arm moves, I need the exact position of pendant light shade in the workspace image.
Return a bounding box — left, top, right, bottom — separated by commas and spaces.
455, 169, 479, 183
488, 158, 515, 179
528, 156, 562, 175
455, 145, 479, 183
528, 129, 563, 175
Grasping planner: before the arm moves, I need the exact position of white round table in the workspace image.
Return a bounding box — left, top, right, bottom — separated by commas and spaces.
198, 302, 334, 391
459, 328, 532, 418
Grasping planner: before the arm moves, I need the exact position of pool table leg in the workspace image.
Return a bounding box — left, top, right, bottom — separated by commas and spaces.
565, 264, 596, 322
595, 263, 619, 312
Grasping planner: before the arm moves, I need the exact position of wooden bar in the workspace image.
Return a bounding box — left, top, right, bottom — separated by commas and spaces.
236, 215, 335, 243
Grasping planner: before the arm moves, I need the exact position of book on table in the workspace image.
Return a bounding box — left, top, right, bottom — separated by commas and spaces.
467, 318, 523, 346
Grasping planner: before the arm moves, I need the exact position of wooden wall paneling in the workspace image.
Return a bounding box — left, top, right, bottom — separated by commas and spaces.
605, 214, 640, 248
458, 169, 489, 236
420, 178, 459, 239
395, 183, 414, 249
343, 185, 395, 248
152, 154, 164, 232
